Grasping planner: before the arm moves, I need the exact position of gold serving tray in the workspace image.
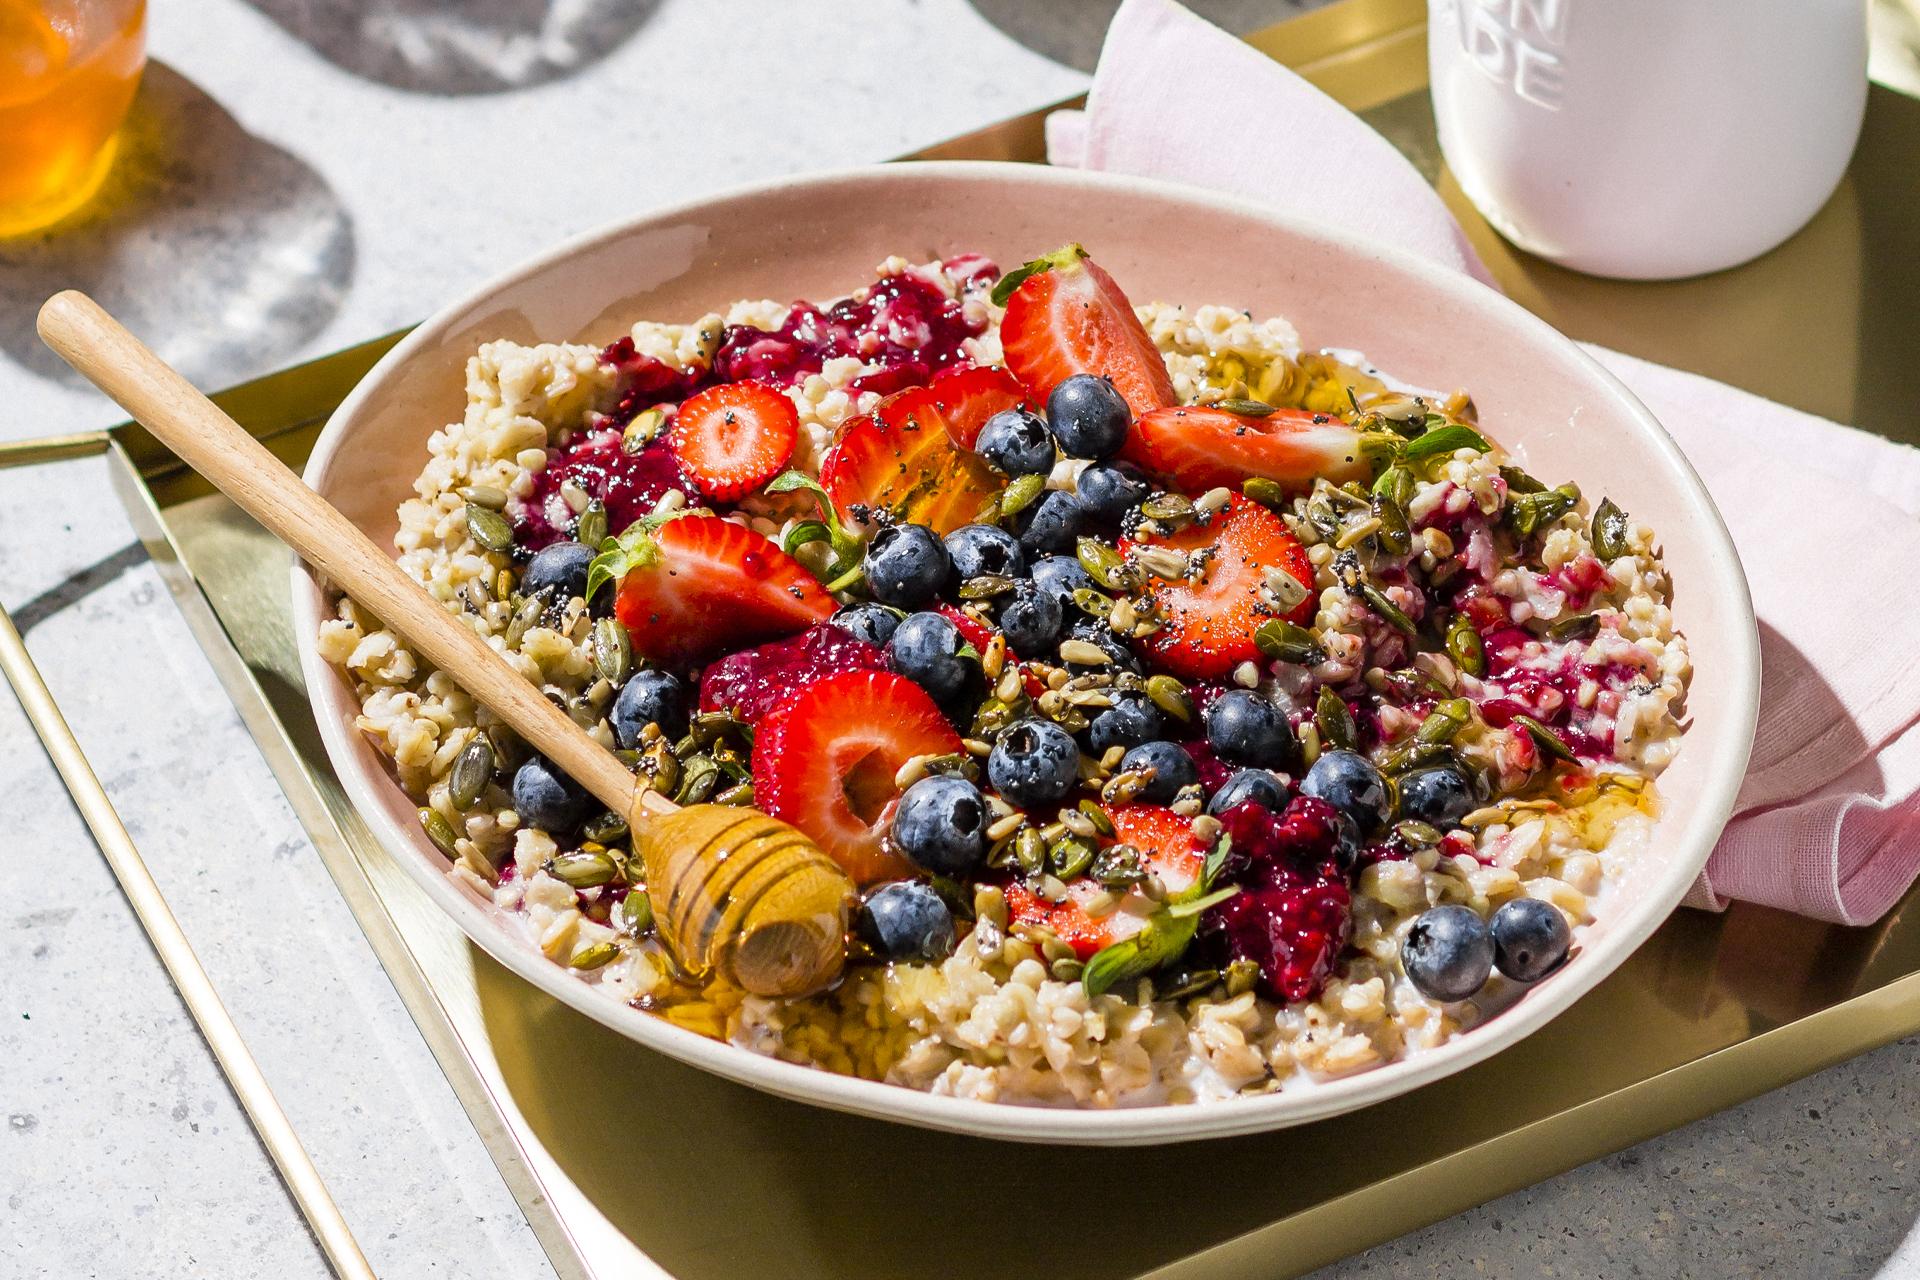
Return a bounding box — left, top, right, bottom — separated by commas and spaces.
20, 1, 1920, 1275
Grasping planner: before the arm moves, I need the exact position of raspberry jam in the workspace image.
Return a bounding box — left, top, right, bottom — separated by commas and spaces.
698, 623, 888, 724
509, 428, 692, 549
1203, 797, 1356, 1002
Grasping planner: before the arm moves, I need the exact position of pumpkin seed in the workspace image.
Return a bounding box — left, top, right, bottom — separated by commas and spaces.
1316, 686, 1358, 752
1509, 483, 1580, 538
1370, 465, 1414, 509
569, 941, 620, 971
1546, 612, 1601, 643
1514, 714, 1576, 763
1359, 582, 1417, 634
1416, 697, 1472, 744
1012, 827, 1047, 876
1224, 959, 1261, 997
1145, 673, 1193, 722
1215, 397, 1279, 417
1050, 957, 1085, 983
620, 891, 654, 936
449, 736, 494, 810
1000, 473, 1047, 517
1140, 492, 1194, 523
1071, 586, 1116, 616
582, 810, 629, 844
1048, 834, 1098, 879
465, 503, 515, 553
458, 484, 508, 510
637, 738, 679, 796
1076, 537, 1136, 591
1255, 619, 1325, 666
1592, 497, 1631, 560
504, 593, 543, 647
575, 499, 608, 551
674, 756, 722, 805
1371, 492, 1412, 554
549, 850, 619, 889
1155, 967, 1221, 1000
1446, 613, 1486, 676
714, 782, 755, 806
592, 616, 631, 685
1394, 819, 1443, 847
1241, 477, 1290, 510
1078, 799, 1115, 837
959, 573, 1017, 600
1499, 464, 1546, 494
1306, 500, 1341, 542
1090, 843, 1146, 887
419, 808, 460, 859
622, 407, 667, 453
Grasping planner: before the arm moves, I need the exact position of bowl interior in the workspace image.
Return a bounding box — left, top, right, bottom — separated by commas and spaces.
295, 162, 1756, 1144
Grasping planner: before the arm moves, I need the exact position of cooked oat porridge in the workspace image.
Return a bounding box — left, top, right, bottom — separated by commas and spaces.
317, 245, 1688, 1107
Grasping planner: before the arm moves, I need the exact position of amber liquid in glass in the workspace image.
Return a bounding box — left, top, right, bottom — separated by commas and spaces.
0, 0, 146, 235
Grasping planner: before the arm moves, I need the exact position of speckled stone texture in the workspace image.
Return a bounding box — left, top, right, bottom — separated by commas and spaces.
3, 2, 1916, 1278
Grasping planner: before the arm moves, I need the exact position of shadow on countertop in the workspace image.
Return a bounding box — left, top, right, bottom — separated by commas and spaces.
0, 62, 355, 401
241, 0, 659, 95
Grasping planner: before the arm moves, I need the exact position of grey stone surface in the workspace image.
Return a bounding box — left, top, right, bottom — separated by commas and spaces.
2, 2, 1916, 1279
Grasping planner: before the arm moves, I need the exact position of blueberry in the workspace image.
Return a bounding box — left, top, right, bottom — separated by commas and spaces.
887, 611, 972, 703
1205, 690, 1297, 769
1063, 616, 1141, 674
1206, 767, 1289, 815
610, 669, 690, 747
857, 881, 957, 962
1300, 749, 1391, 834
975, 407, 1056, 476
987, 719, 1080, 809
1013, 489, 1088, 556
521, 541, 592, 602
1119, 740, 1199, 805
890, 775, 989, 876
511, 756, 596, 833
831, 602, 903, 648
864, 523, 951, 609
944, 523, 1027, 581
1489, 898, 1572, 983
1074, 461, 1152, 524
1030, 555, 1094, 615
1086, 690, 1164, 754
1046, 374, 1132, 459
996, 579, 1063, 654
1402, 905, 1495, 1002
1396, 766, 1477, 829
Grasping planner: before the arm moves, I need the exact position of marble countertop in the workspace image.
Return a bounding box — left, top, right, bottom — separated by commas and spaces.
2, 3, 1916, 1278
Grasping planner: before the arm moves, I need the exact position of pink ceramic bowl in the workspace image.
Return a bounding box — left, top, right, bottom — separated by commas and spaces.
292, 162, 1759, 1144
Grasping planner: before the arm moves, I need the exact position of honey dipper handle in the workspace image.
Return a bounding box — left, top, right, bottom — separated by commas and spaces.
37, 289, 659, 819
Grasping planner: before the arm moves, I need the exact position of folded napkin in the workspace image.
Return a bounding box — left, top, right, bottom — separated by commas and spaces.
1048, 0, 1920, 925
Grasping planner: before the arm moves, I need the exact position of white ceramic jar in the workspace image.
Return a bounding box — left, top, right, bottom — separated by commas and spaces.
1429, 0, 1869, 279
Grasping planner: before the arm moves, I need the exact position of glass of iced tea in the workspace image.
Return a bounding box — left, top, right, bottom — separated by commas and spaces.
0, 0, 146, 236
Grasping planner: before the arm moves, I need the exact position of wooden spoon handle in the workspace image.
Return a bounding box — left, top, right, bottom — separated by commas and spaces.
37, 289, 665, 821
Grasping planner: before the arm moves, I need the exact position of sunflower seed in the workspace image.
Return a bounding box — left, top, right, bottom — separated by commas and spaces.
982, 634, 1007, 679
623, 407, 668, 453
1133, 546, 1189, 580
1101, 768, 1153, 806
1335, 516, 1384, 550
987, 811, 1027, 842
449, 736, 495, 810
994, 666, 1023, 703
420, 808, 460, 859
466, 504, 515, 553
1057, 639, 1111, 666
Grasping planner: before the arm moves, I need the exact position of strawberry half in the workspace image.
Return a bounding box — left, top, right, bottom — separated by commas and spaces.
818, 385, 1003, 534
610, 515, 833, 664
1122, 494, 1315, 680
1125, 403, 1366, 493
998, 244, 1176, 419
752, 670, 964, 884
667, 380, 798, 501
928, 364, 1028, 449
1005, 804, 1206, 959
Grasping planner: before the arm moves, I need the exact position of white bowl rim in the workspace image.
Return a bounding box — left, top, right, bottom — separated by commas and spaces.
291, 159, 1760, 1145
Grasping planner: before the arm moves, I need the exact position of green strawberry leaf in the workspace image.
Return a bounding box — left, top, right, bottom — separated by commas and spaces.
584, 511, 688, 602
767, 469, 864, 579
1402, 423, 1492, 464
990, 243, 1086, 307
1081, 825, 1236, 997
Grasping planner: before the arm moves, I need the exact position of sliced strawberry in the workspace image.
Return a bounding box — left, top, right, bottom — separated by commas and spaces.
934, 603, 995, 655
667, 381, 798, 501
752, 670, 964, 884
1005, 804, 1207, 959
818, 385, 1002, 534
1125, 404, 1366, 493
998, 244, 1176, 419
928, 364, 1028, 448
1122, 494, 1315, 680
612, 515, 833, 664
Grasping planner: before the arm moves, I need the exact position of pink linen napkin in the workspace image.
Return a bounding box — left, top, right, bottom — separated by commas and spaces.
1048, 0, 1920, 925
